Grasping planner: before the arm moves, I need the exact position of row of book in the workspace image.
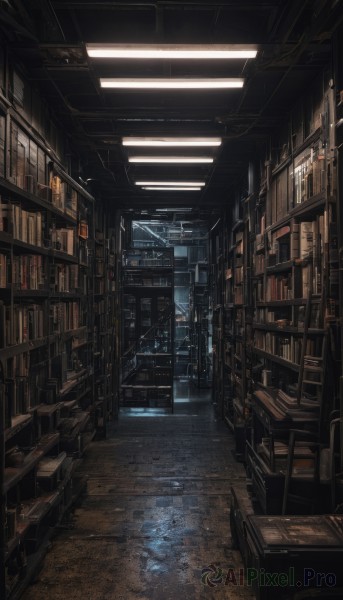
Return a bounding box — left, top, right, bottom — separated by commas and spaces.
50, 301, 81, 333
51, 225, 75, 255
265, 274, 293, 301
234, 287, 244, 305
12, 254, 45, 290
293, 146, 325, 205
50, 174, 78, 218
0, 301, 45, 347
269, 226, 290, 265
267, 217, 324, 265
255, 266, 321, 302
269, 146, 325, 221
94, 278, 105, 295
79, 238, 89, 265
255, 331, 292, 361
293, 216, 324, 260
254, 330, 323, 364
235, 265, 244, 285
254, 307, 291, 324
0, 199, 43, 246
9, 121, 46, 196
0, 199, 80, 256
50, 263, 79, 293
5, 377, 30, 420
254, 253, 265, 275
0, 254, 89, 295
0, 253, 7, 287
95, 259, 105, 277
7, 171, 78, 221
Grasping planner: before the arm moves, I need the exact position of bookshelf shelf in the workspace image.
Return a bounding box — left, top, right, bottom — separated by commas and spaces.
253, 322, 325, 335
3, 432, 60, 494
0, 136, 93, 593
121, 248, 174, 411
0, 48, 120, 599
252, 347, 300, 371
208, 75, 340, 514
266, 261, 294, 273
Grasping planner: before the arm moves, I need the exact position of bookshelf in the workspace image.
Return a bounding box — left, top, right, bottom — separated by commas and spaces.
0, 61, 116, 598
120, 248, 174, 411
247, 77, 340, 514
210, 220, 225, 418
211, 201, 252, 460
174, 268, 191, 377
189, 283, 211, 388
91, 204, 117, 436
210, 73, 341, 513
0, 167, 94, 595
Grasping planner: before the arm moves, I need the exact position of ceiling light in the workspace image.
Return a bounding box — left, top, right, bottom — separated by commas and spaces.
128, 156, 213, 163
100, 78, 244, 89
155, 208, 193, 212
86, 44, 257, 60
123, 137, 221, 147
134, 181, 206, 186
142, 186, 201, 191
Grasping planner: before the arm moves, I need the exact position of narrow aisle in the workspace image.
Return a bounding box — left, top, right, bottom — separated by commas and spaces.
23, 383, 254, 600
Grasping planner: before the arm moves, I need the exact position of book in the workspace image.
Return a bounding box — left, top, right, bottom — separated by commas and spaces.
300, 221, 313, 259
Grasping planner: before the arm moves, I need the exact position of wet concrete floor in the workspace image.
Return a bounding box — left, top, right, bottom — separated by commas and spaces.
22, 381, 254, 600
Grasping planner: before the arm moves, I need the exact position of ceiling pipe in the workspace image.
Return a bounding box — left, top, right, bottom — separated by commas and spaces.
134, 223, 168, 246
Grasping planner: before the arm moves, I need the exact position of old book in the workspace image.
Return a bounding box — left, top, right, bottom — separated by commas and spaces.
300, 221, 313, 259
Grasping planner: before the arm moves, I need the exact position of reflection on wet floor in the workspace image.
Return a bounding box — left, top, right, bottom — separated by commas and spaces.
22, 378, 254, 600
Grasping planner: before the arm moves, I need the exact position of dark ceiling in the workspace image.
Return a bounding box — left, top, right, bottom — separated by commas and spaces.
0, 0, 342, 219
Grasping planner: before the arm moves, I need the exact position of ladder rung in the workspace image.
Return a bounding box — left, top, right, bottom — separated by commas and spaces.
303, 380, 322, 386
303, 367, 323, 373
304, 355, 323, 361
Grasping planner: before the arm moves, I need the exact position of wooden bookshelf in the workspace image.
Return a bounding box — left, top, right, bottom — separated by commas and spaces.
120, 248, 174, 411
0, 55, 117, 599
209, 71, 340, 514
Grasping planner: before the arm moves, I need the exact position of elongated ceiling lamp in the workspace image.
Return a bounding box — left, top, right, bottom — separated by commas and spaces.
86, 44, 257, 60
100, 78, 244, 89
128, 156, 213, 163
142, 186, 201, 191
134, 181, 206, 186
123, 137, 221, 147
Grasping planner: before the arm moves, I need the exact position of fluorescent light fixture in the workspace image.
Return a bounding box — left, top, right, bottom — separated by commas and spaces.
100, 78, 244, 89
86, 44, 257, 60
134, 181, 206, 186
142, 186, 201, 191
123, 137, 221, 147
155, 208, 193, 212
128, 156, 213, 163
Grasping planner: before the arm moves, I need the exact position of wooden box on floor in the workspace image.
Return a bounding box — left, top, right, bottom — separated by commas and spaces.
244, 515, 343, 600
230, 483, 255, 565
